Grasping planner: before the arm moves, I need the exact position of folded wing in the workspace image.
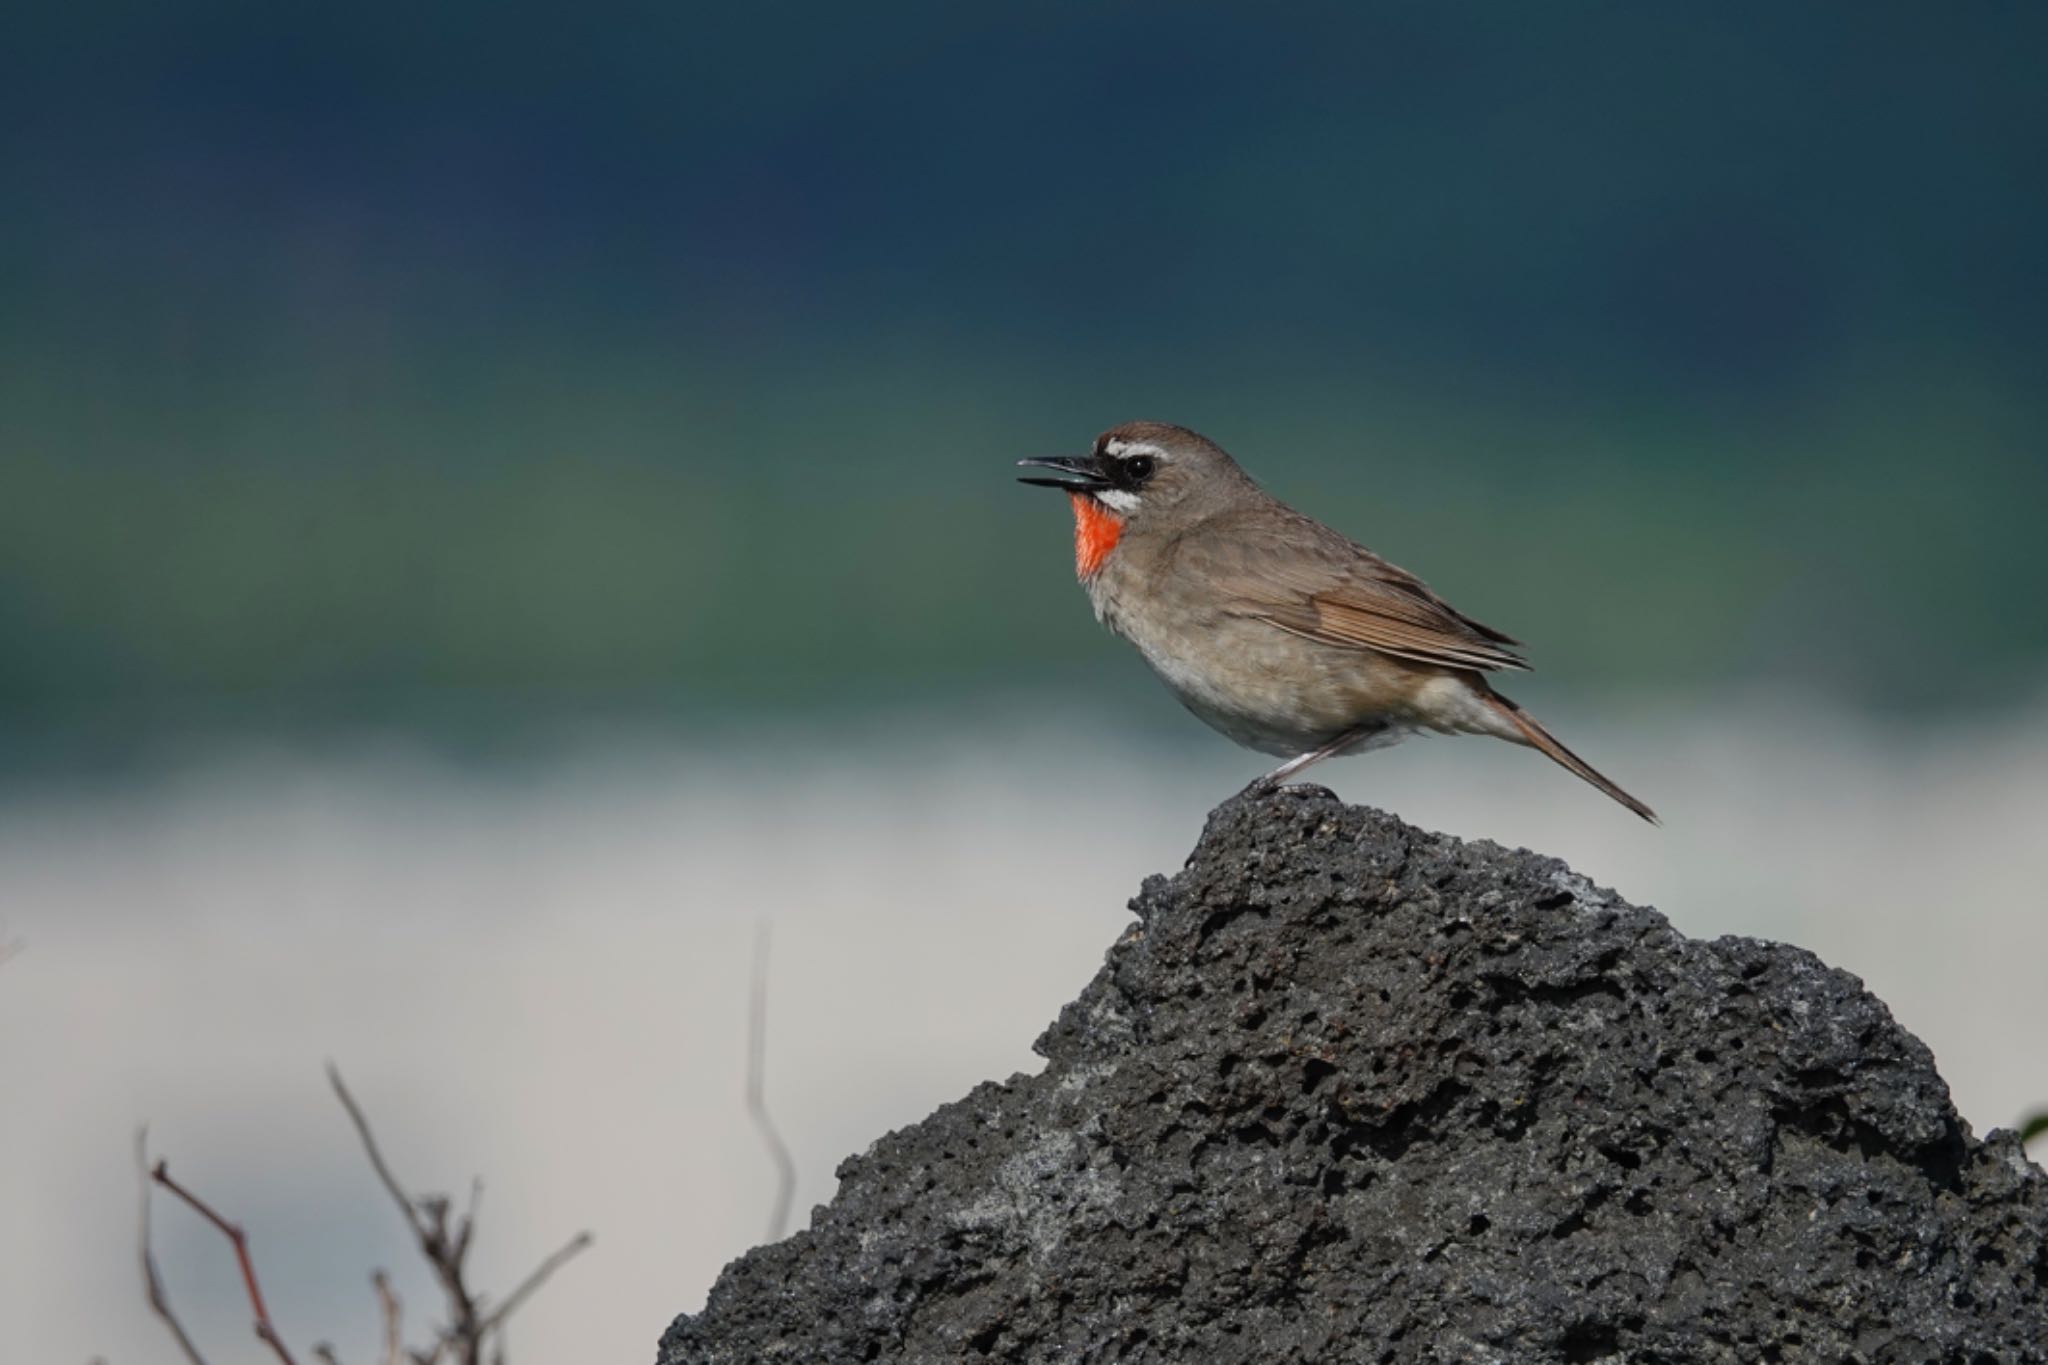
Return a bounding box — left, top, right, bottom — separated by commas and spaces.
1179, 508, 1530, 674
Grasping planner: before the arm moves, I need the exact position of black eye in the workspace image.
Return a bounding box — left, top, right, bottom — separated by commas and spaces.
1123, 455, 1156, 482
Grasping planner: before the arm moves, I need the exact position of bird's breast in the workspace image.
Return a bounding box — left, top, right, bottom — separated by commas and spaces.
1084, 561, 1458, 755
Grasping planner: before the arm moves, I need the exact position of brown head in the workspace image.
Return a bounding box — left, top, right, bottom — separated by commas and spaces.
1017, 422, 1259, 577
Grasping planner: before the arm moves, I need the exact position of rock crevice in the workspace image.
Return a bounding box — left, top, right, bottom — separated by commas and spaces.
661, 789, 2048, 1363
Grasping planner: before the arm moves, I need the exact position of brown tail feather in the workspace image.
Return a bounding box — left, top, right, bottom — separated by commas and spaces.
1482, 691, 1659, 825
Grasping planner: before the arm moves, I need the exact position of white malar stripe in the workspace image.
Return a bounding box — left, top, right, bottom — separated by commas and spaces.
1093, 488, 1142, 515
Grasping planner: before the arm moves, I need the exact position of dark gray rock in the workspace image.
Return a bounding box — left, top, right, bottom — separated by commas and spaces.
660, 787, 2048, 1363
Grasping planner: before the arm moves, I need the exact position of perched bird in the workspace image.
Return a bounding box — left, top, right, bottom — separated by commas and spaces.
1018, 421, 1657, 822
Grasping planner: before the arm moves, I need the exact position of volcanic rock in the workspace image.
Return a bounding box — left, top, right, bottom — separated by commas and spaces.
661, 787, 2048, 1363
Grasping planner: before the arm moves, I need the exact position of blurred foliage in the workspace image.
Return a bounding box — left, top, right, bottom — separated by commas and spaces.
2, 4, 2045, 757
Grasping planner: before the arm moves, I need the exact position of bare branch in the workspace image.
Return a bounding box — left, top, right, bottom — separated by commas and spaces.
151, 1159, 299, 1365
747, 922, 797, 1242
137, 1067, 590, 1365
373, 1271, 404, 1365
327, 1063, 428, 1240
136, 1128, 211, 1365
453, 1179, 482, 1268
328, 1065, 485, 1364
477, 1231, 593, 1336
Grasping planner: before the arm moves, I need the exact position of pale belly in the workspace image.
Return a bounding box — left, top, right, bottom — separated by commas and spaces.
1083, 561, 1513, 758
1092, 591, 1423, 757
1168, 670, 1412, 758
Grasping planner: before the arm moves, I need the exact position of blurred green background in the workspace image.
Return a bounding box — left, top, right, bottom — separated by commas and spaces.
3, 3, 2045, 765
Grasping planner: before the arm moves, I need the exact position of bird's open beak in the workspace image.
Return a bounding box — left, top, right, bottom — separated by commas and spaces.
1016, 455, 1114, 491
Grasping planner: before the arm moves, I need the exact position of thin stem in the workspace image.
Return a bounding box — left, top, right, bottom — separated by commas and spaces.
136, 1129, 211, 1365
327, 1063, 428, 1239
477, 1231, 593, 1335
328, 1065, 482, 1364
373, 1270, 404, 1365
746, 922, 797, 1241
151, 1159, 300, 1365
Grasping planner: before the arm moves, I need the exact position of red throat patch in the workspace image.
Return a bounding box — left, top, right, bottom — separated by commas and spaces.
1068, 491, 1125, 578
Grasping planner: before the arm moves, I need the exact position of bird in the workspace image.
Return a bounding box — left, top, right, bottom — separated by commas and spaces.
1017, 421, 1657, 822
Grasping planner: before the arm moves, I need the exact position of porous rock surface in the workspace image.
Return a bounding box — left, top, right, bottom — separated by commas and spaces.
661, 788, 2048, 1363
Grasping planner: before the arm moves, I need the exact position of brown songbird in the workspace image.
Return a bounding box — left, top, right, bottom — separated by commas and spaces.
1019, 421, 1656, 822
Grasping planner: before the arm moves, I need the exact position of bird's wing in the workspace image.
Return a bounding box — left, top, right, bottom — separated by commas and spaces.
1178, 510, 1530, 674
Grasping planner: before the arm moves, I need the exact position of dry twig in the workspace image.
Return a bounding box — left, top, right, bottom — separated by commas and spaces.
327, 1064, 591, 1365
136, 1128, 211, 1365
150, 1157, 300, 1365
747, 922, 798, 1241
372, 1270, 404, 1365
131, 1071, 589, 1365
479, 1230, 595, 1336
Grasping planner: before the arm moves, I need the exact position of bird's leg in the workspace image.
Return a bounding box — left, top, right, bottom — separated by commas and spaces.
1240, 725, 1383, 797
